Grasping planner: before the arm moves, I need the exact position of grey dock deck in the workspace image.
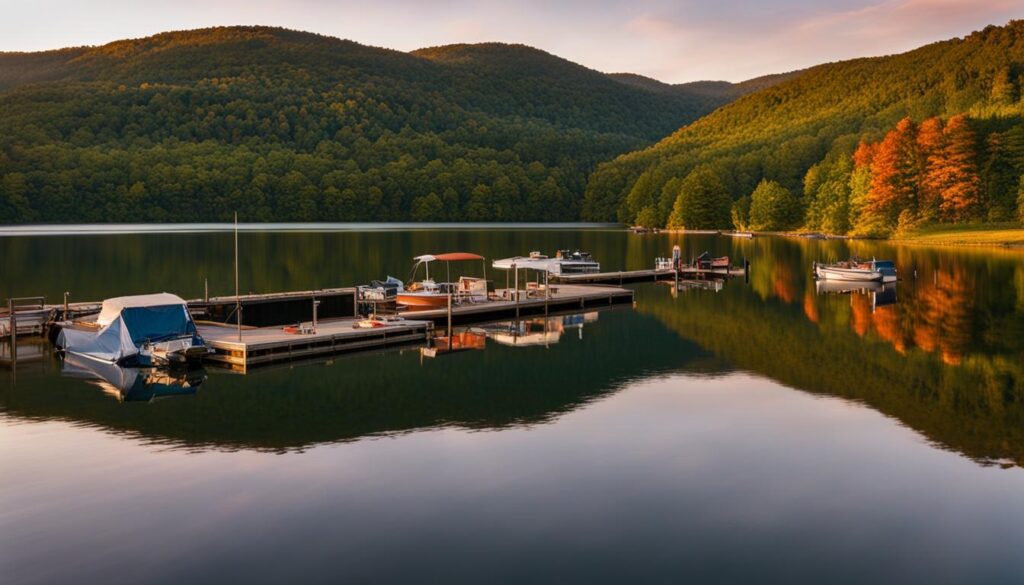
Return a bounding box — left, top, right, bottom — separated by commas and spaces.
399, 284, 633, 324
551, 267, 745, 285
198, 318, 431, 371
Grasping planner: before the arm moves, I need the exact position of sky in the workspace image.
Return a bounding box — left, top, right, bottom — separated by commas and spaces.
0, 0, 1021, 83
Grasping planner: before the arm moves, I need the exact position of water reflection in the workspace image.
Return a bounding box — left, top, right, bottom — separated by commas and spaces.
641, 239, 1024, 467
482, 312, 599, 346
2, 229, 1023, 467
2, 308, 714, 451
61, 355, 205, 402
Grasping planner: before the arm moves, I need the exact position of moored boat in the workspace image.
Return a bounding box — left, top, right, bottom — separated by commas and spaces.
814, 258, 897, 282
396, 253, 489, 310
694, 251, 730, 270
492, 250, 600, 275
55, 293, 210, 367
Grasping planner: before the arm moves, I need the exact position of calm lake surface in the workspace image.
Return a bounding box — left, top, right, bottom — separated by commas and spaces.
2, 226, 1024, 584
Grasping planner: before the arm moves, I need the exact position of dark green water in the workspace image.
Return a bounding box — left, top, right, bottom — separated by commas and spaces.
2, 226, 1024, 584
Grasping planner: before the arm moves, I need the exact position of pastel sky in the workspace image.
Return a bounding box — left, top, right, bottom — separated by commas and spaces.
1, 0, 1021, 82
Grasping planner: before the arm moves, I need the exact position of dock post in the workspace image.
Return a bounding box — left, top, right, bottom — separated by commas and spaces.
8, 299, 15, 364
313, 298, 320, 334
63, 291, 69, 318
447, 293, 453, 342
513, 263, 519, 321
544, 271, 549, 316
744, 258, 750, 283
204, 278, 209, 303
234, 212, 242, 343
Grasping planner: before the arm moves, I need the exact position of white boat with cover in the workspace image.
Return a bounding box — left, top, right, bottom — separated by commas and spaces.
56, 293, 210, 366
493, 250, 600, 275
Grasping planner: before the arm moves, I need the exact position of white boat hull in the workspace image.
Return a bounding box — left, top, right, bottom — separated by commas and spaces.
815, 266, 883, 282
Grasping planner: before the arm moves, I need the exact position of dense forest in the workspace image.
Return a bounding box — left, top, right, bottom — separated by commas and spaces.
0, 26, 765, 224
588, 21, 1024, 234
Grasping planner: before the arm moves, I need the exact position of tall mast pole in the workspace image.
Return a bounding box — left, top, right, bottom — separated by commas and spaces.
235, 212, 241, 342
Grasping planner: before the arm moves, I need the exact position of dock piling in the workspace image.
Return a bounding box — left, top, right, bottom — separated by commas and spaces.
313, 298, 320, 333
8, 299, 15, 364
447, 293, 453, 340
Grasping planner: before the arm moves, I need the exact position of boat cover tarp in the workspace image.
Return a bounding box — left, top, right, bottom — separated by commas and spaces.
59, 294, 198, 364
96, 293, 187, 326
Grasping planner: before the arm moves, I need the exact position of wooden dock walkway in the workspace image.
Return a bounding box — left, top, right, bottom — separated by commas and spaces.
550, 267, 745, 285
198, 318, 432, 372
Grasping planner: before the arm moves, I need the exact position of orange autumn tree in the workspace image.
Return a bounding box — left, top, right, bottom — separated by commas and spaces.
933, 115, 981, 221
866, 118, 921, 227
917, 117, 946, 219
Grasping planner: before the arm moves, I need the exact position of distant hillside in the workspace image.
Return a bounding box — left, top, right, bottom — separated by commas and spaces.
0, 26, 745, 223
608, 71, 801, 102
585, 21, 1024, 233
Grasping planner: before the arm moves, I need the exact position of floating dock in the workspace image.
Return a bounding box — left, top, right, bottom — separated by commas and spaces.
8, 281, 639, 371
196, 284, 633, 369
198, 317, 431, 372
550, 267, 745, 285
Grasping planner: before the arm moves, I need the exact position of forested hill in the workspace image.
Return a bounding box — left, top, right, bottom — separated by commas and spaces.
586, 21, 1024, 234
0, 26, 749, 223
607, 71, 803, 102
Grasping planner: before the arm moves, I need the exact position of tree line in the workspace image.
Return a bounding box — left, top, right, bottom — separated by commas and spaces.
0, 26, 728, 224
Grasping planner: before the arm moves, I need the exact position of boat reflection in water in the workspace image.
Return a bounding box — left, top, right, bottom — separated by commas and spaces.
815, 279, 898, 310
420, 328, 487, 358
662, 278, 726, 298
61, 354, 206, 402
483, 312, 599, 347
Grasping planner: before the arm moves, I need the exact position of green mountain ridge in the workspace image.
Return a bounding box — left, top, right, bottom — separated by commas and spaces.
584, 20, 1024, 230
0, 25, 776, 223
607, 70, 804, 101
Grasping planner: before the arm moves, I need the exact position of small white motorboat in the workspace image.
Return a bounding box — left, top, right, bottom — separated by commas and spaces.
814, 258, 897, 283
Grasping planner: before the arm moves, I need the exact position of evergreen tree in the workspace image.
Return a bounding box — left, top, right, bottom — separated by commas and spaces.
980, 133, 1018, 220
748, 179, 802, 231
667, 166, 731, 229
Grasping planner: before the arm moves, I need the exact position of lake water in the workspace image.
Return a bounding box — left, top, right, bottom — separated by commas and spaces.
2, 227, 1024, 584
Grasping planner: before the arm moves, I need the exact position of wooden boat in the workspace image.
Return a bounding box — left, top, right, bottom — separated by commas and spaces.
397, 253, 489, 310
814, 258, 897, 283
695, 251, 730, 270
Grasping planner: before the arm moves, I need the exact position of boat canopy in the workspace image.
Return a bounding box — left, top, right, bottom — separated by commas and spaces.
492, 256, 561, 272
97, 293, 189, 326
414, 253, 484, 263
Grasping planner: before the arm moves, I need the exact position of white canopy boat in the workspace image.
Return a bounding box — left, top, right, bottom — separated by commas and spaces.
492, 250, 600, 276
